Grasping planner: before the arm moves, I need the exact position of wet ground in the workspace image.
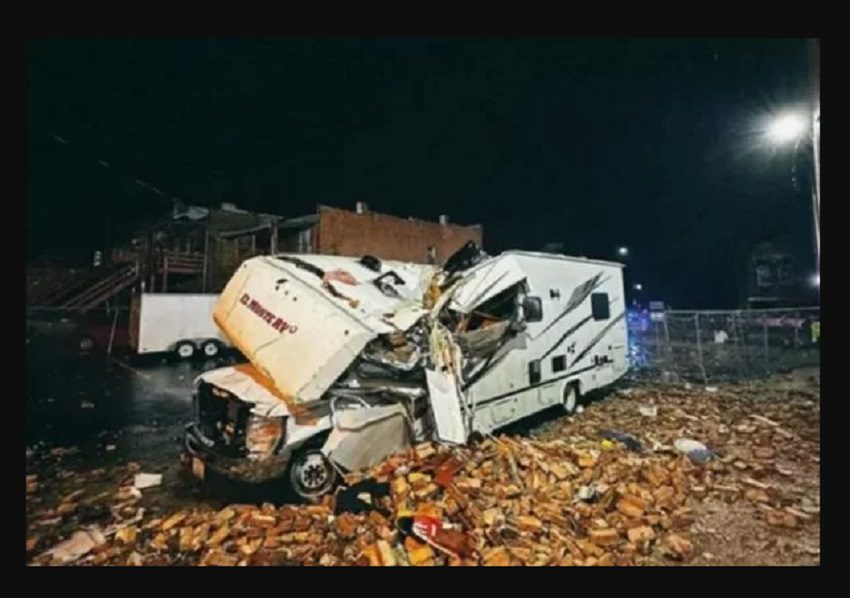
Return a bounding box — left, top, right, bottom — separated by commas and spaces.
27, 342, 236, 457
26, 341, 255, 511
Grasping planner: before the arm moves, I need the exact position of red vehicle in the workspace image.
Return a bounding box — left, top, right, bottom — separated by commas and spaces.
28, 309, 131, 354
73, 311, 131, 353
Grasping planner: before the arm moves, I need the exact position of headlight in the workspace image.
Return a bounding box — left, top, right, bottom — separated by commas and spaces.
245, 415, 285, 457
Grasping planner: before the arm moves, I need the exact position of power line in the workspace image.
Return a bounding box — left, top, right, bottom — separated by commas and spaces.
46, 131, 181, 206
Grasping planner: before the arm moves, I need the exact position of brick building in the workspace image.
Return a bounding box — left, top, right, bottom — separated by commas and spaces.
308, 203, 482, 265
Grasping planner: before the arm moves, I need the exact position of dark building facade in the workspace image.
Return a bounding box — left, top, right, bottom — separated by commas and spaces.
745, 241, 815, 309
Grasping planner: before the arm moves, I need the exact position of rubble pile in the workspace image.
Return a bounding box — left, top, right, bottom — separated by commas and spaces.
555, 379, 821, 531
25, 444, 166, 561
27, 374, 819, 566
28, 437, 699, 566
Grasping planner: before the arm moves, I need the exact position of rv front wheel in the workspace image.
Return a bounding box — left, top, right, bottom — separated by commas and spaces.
175, 341, 196, 360
288, 448, 338, 502
562, 384, 579, 415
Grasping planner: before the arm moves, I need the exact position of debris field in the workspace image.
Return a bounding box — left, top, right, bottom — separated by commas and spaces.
26, 372, 819, 566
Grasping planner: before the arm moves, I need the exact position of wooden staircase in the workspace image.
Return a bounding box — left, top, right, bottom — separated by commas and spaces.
62, 263, 140, 311
33, 262, 131, 307
30, 249, 205, 313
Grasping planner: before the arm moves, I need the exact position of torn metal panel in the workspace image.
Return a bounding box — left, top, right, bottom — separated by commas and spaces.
286, 413, 333, 447
321, 405, 411, 472
333, 377, 427, 400
425, 368, 468, 445
359, 341, 422, 373
456, 320, 511, 359
380, 300, 431, 331
448, 255, 526, 314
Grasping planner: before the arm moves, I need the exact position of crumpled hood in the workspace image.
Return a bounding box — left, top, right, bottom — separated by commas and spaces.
196, 363, 293, 418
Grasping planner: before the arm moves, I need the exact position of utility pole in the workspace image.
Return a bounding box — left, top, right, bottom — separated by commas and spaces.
810, 39, 820, 273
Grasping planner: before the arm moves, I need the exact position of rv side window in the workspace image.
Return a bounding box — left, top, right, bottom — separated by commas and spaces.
529, 360, 541, 384
591, 292, 610, 321
552, 355, 566, 372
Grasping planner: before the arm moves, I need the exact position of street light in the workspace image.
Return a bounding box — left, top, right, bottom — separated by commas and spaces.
812, 105, 820, 272
633, 283, 643, 291
759, 107, 820, 274
617, 246, 629, 258
764, 112, 807, 146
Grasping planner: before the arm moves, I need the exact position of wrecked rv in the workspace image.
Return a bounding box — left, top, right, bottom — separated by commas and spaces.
182, 243, 628, 499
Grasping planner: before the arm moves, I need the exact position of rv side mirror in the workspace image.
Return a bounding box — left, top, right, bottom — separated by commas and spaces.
522, 296, 543, 323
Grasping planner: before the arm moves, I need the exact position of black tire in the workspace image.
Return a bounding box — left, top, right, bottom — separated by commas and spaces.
287, 448, 338, 502
562, 383, 579, 415
201, 340, 220, 358
175, 341, 196, 360
77, 335, 96, 353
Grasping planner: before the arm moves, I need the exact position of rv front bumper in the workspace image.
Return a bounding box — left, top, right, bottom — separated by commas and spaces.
181, 423, 292, 484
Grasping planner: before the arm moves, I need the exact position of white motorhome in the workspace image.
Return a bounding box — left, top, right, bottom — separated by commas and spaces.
130, 293, 231, 359
182, 244, 628, 499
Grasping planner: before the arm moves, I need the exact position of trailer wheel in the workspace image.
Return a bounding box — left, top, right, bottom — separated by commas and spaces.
175, 341, 196, 360
288, 448, 338, 502
562, 383, 579, 415
201, 340, 220, 358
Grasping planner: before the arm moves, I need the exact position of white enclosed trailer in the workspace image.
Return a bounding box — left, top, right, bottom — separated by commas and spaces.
182, 247, 628, 499
129, 293, 231, 359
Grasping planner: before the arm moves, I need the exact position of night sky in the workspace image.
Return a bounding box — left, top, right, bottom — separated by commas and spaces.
26, 38, 817, 308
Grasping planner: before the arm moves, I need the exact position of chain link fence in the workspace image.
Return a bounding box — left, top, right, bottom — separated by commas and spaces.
627, 307, 820, 384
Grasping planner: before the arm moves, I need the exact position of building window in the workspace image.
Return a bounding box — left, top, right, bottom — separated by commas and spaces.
552, 355, 566, 372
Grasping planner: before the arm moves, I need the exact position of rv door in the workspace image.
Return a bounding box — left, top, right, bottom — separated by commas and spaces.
425, 368, 467, 444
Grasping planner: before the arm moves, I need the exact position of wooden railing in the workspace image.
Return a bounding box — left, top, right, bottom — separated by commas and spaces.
63, 263, 139, 311
31, 246, 206, 311
161, 251, 204, 274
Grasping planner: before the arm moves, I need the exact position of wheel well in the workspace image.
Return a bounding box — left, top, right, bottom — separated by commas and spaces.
285, 428, 332, 455
562, 379, 581, 397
